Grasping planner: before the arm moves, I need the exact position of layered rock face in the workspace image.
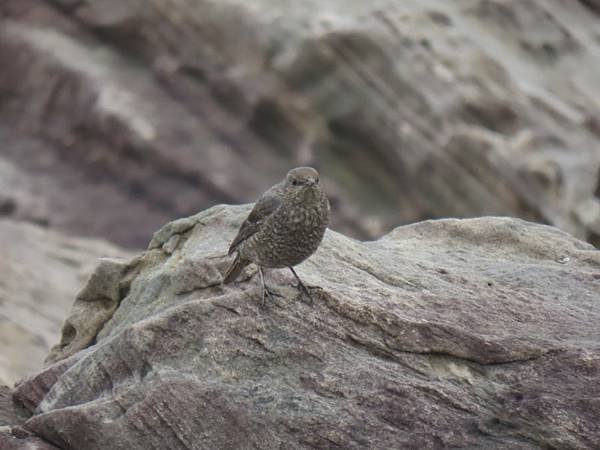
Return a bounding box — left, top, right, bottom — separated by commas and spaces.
1, 206, 598, 449
1, 0, 600, 248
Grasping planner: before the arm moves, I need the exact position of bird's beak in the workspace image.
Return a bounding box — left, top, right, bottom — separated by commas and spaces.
306, 178, 316, 186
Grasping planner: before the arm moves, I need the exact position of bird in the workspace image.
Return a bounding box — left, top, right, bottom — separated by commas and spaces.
223, 167, 329, 305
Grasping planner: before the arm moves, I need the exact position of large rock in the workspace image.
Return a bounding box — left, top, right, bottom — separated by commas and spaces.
5, 205, 599, 449
1, 0, 600, 247
0, 219, 126, 386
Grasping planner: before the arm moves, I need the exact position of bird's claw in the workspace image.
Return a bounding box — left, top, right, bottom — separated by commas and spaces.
261, 285, 283, 307
288, 267, 317, 305
292, 282, 314, 305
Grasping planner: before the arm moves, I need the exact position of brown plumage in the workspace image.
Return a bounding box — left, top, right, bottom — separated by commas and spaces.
223, 167, 329, 303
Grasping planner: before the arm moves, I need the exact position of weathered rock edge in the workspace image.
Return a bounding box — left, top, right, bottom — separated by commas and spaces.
6, 205, 600, 449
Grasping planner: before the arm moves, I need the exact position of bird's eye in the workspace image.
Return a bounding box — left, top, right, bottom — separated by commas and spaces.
291, 179, 299, 186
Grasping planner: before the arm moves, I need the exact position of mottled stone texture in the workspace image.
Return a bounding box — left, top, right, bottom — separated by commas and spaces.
4, 205, 599, 449
1, 0, 600, 248
1, 386, 59, 449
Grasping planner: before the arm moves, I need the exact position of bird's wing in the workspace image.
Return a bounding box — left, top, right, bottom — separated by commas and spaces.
228, 192, 282, 255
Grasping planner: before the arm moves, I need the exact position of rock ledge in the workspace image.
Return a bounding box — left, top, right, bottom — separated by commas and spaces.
4, 206, 600, 449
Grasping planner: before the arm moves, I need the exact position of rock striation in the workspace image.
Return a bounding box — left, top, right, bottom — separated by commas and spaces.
2, 205, 599, 449
2, 0, 600, 247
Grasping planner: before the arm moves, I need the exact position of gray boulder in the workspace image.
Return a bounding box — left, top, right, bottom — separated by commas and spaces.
6, 205, 600, 449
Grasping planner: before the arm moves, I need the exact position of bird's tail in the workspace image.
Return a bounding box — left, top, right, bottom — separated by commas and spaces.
222, 254, 251, 284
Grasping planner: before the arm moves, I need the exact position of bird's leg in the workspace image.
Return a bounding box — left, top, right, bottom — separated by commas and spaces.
288, 267, 314, 303
258, 266, 281, 306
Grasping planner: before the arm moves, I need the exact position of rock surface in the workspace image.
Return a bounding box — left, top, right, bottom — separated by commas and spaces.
0, 219, 126, 385
2, 0, 600, 247
5, 205, 599, 449
1, 385, 59, 450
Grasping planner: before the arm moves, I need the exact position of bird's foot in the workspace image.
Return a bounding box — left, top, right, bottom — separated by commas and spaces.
292, 282, 315, 305
261, 284, 283, 307
288, 267, 318, 305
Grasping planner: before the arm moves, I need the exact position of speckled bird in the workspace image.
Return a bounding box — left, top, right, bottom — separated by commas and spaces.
223, 167, 330, 304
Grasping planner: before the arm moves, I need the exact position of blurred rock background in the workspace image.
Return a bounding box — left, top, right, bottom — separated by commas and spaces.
1, 0, 599, 383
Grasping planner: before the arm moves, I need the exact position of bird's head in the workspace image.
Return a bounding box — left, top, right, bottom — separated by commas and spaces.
284, 167, 320, 189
